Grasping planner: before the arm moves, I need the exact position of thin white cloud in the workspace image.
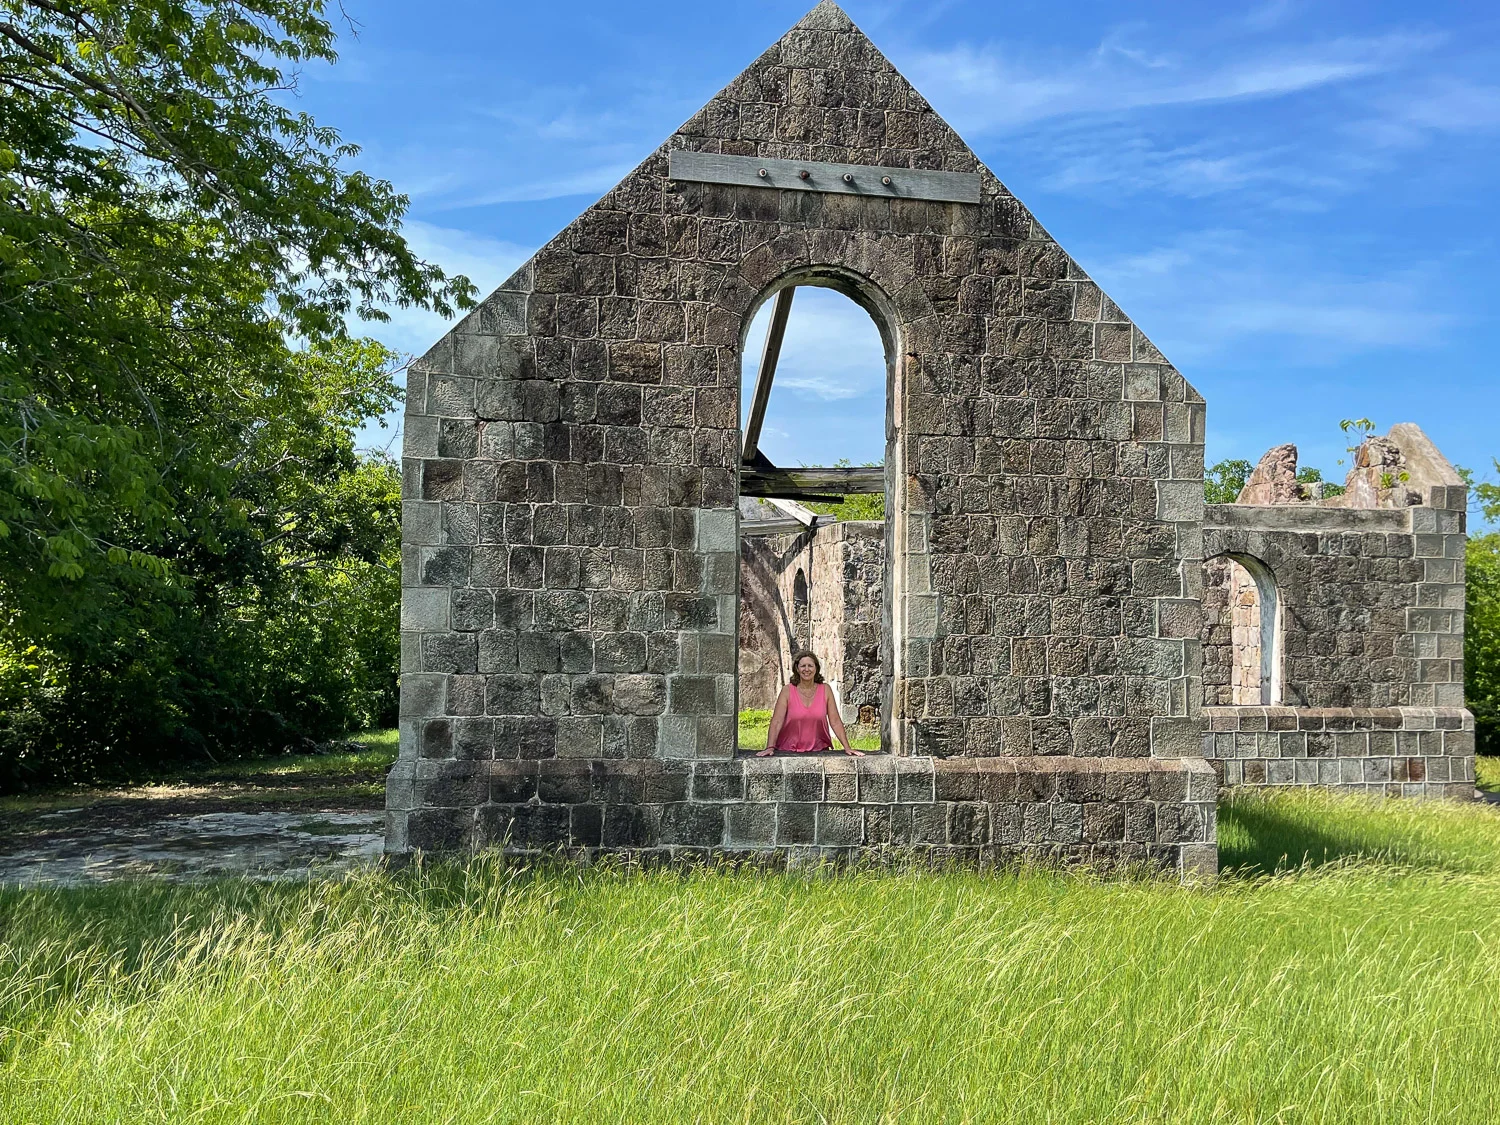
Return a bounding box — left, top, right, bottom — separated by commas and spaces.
1089, 230, 1460, 366
909, 31, 1443, 133
742, 289, 887, 405
443, 161, 639, 208
1349, 78, 1500, 149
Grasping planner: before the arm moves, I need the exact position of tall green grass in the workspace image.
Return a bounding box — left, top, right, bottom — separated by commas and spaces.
4, 789, 1500, 1123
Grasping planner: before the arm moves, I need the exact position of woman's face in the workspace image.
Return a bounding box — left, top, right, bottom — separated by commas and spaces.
796, 657, 817, 683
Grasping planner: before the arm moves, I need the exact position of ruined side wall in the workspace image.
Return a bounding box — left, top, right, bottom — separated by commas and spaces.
740, 521, 887, 722
809, 521, 884, 723
738, 531, 802, 711
1202, 556, 1262, 706
1203, 490, 1473, 798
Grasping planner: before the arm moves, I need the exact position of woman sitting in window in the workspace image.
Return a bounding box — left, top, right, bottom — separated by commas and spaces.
756, 651, 864, 756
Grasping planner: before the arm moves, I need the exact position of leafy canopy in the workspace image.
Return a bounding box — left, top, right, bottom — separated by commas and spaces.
0, 0, 471, 588
0, 0, 474, 785
1463, 463, 1500, 755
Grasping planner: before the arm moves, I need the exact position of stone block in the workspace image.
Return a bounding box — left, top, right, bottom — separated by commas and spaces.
775, 803, 818, 846
401, 588, 450, 632
401, 673, 447, 720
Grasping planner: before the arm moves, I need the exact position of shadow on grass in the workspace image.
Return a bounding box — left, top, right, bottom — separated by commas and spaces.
1218, 788, 1500, 877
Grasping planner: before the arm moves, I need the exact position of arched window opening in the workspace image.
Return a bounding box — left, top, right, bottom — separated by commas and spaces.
740, 286, 887, 477
791, 566, 810, 650
1203, 554, 1280, 707
735, 280, 893, 753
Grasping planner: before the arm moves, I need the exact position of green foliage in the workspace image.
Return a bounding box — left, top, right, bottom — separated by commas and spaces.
804, 459, 886, 520
804, 492, 886, 521
1296, 465, 1345, 497
1204, 458, 1252, 503
8, 791, 1500, 1120
0, 339, 406, 788
1461, 463, 1500, 756
0, 2, 468, 786
1464, 460, 1500, 526
1468, 533, 1500, 756
1205, 459, 1345, 503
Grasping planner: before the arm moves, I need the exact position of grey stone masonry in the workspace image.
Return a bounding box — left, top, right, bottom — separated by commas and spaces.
1201, 424, 1474, 798
386, 754, 1217, 874
1205, 706, 1473, 799
389, 0, 1216, 874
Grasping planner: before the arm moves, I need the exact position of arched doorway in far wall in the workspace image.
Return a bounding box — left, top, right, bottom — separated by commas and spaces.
1202, 553, 1281, 707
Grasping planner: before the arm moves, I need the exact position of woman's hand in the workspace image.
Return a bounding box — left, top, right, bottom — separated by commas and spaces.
843, 746, 865, 756
755, 748, 776, 757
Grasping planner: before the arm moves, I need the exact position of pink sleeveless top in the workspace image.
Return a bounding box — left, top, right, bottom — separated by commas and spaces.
776, 682, 833, 752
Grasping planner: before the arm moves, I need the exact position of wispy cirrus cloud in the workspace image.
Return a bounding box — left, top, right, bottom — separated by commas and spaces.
907, 30, 1444, 134
1088, 229, 1460, 367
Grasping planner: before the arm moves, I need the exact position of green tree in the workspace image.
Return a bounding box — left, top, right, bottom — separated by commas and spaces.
1464, 463, 1500, 756
1204, 459, 1252, 504
805, 460, 886, 521
0, 1, 472, 786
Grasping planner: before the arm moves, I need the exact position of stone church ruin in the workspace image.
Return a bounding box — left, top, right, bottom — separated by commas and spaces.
387, 2, 1474, 873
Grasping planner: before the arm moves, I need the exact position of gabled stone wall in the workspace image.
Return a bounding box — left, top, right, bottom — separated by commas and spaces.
387, 1, 1216, 874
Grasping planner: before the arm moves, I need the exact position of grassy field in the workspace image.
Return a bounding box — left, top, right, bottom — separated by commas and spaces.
739, 709, 883, 752
4, 784, 1500, 1122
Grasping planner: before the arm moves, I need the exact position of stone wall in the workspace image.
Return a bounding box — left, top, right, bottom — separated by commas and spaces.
810, 520, 885, 724
1204, 706, 1473, 798
387, 752, 1217, 870
738, 530, 803, 711
387, 1, 1215, 875
1202, 556, 1263, 706
1200, 425, 1474, 798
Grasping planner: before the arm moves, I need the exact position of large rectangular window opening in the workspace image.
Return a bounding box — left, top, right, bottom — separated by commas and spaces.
734, 282, 893, 755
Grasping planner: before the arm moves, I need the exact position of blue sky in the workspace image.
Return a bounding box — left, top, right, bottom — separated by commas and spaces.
304, 1, 1499, 516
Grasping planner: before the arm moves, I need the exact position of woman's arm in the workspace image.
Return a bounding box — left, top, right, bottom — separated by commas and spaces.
757, 688, 790, 757
826, 688, 863, 755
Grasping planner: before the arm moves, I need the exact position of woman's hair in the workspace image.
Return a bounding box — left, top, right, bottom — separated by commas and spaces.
788, 650, 824, 684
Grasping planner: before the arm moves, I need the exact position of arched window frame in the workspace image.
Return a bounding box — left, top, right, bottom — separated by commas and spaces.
735, 266, 900, 752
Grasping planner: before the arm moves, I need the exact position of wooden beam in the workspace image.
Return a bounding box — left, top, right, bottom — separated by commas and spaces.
740, 513, 836, 538
740, 466, 884, 499
765, 497, 818, 527
741, 287, 793, 464
669, 151, 983, 206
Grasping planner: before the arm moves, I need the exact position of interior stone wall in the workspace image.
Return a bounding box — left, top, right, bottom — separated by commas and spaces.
1202, 556, 1263, 707
738, 531, 800, 711
811, 520, 885, 724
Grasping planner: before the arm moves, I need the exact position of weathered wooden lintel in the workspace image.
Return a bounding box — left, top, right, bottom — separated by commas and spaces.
669, 150, 982, 205
740, 466, 885, 499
